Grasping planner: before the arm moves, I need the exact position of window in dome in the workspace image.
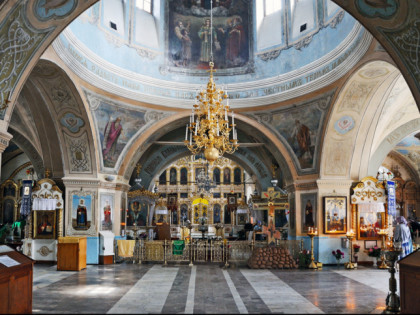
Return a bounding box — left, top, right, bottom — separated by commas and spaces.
264, 0, 282, 16
136, 0, 152, 13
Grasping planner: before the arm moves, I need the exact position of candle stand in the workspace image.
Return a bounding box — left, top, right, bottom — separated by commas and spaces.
307, 228, 317, 269
345, 231, 355, 269
382, 249, 402, 314
378, 229, 389, 269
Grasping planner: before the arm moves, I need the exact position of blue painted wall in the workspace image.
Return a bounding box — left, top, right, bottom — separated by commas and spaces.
87, 236, 99, 264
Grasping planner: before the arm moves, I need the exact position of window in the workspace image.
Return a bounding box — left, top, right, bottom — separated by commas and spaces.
136, 0, 151, 13
264, 0, 282, 16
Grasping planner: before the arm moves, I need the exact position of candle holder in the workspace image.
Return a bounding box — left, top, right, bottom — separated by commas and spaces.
378, 229, 389, 270
345, 231, 355, 269
307, 227, 318, 269
187, 221, 193, 267
382, 249, 402, 314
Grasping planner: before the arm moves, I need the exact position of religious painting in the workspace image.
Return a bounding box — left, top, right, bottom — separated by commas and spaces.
100, 194, 114, 231
213, 168, 221, 185
194, 204, 200, 224
3, 182, 16, 197
289, 197, 295, 230
172, 210, 178, 225
275, 209, 288, 228
195, 167, 205, 182
170, 168, 177, 185
224, 205, 231, 224
180, 168, 188, 185
127, 200, 148, 227
2, 199, 15, 224
269, 104, 324, 171
93, 102, 146, 169
301, 193, 317, 233
407, 203, 416, 220
213, 204, 221, 223
234, 167, 241, 185
180, 204, 188, 224
237, 213, 247, 225
357, 206, 385, 240
324, 197, 347, 234
72, 194, 93, 231
155, 212, 168, 224
223, 168, 231, 184
167, 0, 251, 73
33, 210, 56, 239
167, 193, 178, 211
159, 170, 167, 185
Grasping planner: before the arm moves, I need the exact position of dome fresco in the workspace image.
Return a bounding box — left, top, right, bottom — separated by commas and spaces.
53, 0, 370, 108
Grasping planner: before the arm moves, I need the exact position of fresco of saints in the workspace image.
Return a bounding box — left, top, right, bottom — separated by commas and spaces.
291, 119, 312, 160
226, 17, 246, 66
102, 117, 123, 162
198, 18, 219, 63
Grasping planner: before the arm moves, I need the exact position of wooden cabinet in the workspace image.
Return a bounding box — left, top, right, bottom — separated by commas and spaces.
0, 246, 34, 314
398, 250, 420, 314
57, 237, 87, 271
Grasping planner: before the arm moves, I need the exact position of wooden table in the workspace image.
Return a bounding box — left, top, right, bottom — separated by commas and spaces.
0, 246, 34, 314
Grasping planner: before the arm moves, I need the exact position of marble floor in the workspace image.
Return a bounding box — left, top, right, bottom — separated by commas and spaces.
32, 263, 398, 314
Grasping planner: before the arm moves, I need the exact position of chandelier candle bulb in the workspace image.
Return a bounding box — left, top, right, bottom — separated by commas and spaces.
185, 125, 188, 140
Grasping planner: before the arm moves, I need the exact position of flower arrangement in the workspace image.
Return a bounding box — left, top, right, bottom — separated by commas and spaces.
298, 249, 311, 268
332, 249, 345, 260
353, 244, 361, 253
368, 246, 381, 258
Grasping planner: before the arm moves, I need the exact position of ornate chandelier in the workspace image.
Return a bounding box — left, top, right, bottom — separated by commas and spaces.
184, 3, 238, 164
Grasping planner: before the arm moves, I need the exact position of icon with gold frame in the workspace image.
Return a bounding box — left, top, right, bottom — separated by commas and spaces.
33, 210, 56, 239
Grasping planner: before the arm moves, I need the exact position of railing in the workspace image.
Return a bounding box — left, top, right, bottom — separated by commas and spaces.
114, 238, 304, 266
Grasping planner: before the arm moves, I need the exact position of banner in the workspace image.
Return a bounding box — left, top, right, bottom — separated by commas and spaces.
387, 181, 396, 217
20, 180, 33, 216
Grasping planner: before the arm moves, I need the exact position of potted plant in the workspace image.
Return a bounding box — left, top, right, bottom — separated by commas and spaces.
332, 249, 345, 266
368, 246, 381, 267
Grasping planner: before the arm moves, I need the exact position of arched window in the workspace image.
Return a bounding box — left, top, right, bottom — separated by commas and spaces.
159, 170, 166, 185
213, 204, 221, 223
234, 167, 241, 185
170, 168, 177, 185
224, 205, 231, 224
213, 168, 221, 185
136, 0, 152, 13
180, 168, 188, 185
223, 168, 231, 184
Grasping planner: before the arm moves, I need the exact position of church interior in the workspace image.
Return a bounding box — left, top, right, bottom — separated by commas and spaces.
1, 0, 420, 314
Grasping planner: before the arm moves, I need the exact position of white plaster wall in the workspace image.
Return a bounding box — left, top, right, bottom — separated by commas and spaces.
102, 0, 126, 37
257, 5, 284, 50
291, 0, 316, 40
134, 7, 159, 49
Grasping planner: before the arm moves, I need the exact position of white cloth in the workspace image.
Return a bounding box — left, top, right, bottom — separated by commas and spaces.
358, 203, 385, 213
32, 198, 57, 210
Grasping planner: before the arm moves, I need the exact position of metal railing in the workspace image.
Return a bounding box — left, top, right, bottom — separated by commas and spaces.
114, 238, 304, 266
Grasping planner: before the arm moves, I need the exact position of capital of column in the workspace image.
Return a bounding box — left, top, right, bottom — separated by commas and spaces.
0, 130, 12, 153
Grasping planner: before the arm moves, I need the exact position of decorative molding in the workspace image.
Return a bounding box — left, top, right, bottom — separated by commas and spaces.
63, 131, 92, 173
257, 49, 281, 61
0, 5, 45, 119
37, 245, 53, 257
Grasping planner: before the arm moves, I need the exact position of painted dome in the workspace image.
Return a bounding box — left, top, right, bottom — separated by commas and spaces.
53, 0, 370, 108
